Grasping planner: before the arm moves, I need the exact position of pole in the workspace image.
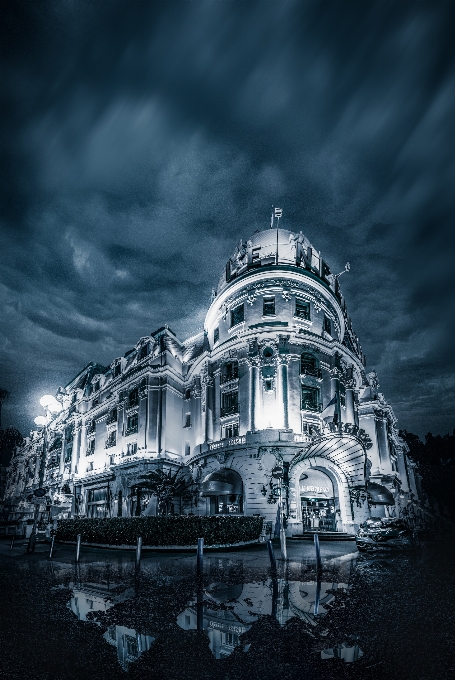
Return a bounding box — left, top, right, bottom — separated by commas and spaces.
314, 573, 321, 616
9, 534, 15, 550
314, 533, 322, 572
135, 536, 142, 570
279, 480, 287, 560
196, 537, 204, 577
49, 535, 55, 559
76, 533, 81, 562
267, 539, 277, 578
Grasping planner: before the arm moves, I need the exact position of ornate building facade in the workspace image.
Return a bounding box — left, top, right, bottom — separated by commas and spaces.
3, 225, 423, 535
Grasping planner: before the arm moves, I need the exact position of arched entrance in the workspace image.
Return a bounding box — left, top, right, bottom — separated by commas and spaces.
201, 469, 244, 515
299, 468, 338, 531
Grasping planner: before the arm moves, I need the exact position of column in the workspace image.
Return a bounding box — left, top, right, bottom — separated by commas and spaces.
156, 376, 163, 456
59, 430, 66, 475
205, 378, 214, 442
278, 359, 289, 429
345, 382, 355, 424
249, 362, 258, 432
213, 370, 221, 441
138, 385, 148, 450
330, 368, 342, 426
71, 421, 81, 475
375, 411, 392, 473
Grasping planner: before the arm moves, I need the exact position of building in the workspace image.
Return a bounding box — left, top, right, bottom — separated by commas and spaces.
3, 222, 424, 535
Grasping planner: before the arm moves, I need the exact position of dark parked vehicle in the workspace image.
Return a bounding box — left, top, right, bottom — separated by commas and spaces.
356, 517, 416, 552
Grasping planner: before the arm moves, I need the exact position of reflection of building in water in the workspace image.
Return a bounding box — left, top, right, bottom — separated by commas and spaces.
321, 642, 363, 663
104, 625, 154, 671
6, 222, 426, 535
177, 578, 349, 658
67, 581, 153, 669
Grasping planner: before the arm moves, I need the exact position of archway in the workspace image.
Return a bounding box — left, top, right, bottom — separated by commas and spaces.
299, 468, 337, 531
201, 468, 244, 515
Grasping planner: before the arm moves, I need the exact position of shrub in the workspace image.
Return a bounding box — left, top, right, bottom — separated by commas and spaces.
55, 515, 264, 546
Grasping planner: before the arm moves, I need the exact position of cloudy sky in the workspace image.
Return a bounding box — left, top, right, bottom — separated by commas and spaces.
1, 0, 454, 438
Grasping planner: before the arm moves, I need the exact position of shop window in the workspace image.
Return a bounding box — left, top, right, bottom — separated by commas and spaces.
301, 386, 320, 412
214, 327, 219, 344
230, 303, 244, 328
223, 422, 239, 439
184, 413, 191, 428
263, 296, 275, 316
221, 391, 239, 417
126, 413, 138, 435
324, 315, 332, 335
295, 299, 310, 320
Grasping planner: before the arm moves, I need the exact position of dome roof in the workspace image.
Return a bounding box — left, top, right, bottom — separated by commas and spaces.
216, 228, 326, 296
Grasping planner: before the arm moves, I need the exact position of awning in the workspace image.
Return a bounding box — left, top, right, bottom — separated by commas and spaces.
290, 434, 366, 486
201, 469, 243, 496
367, 482, 395, 505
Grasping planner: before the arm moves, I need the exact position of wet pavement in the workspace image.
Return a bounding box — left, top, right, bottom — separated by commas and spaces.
0, 538, 454, 679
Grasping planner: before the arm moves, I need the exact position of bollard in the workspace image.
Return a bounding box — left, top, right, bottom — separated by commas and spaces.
27, 531, 36, 554
76, 534, 81, 562
196, 584, 204, 631
9, 534, 15, 550
135, 536, 142, 570
314, 533, 322, 572
196, 537, 204, 577
267, 539, 277, 577
49, 535, 55, 559
314, 573, 321, 616
271, 577, 279, 619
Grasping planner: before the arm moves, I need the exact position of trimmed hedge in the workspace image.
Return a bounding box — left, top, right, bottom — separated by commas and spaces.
55, 515, 264, 546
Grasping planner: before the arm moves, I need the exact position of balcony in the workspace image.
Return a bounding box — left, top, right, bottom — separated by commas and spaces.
220, 404, 239, 418
105, 438, 116, 449
300, 366, 322, 379
125, 426, 138, 436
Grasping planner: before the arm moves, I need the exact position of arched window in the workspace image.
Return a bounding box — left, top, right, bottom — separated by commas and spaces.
201, 469, 244, 515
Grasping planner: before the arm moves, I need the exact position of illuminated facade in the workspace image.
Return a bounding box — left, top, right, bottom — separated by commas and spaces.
3, 224, 422, 535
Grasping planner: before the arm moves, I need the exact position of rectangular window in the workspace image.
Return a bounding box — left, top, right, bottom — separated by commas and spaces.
184, 413, 191, 428
126, 442, 137, 456
301, 386, 320, 412
213, 327, 219, 344
295, 299, 310, 320
324, 315, 332, 335
223, 422, 239, 439
230, 304, 244, 328
64, 445, 72, 463
263, 296, 275, 316
300, 353, 318, 376
126, 414, 138, 434
185, 441, 191, 456
221, 391, 239, 416
87, 461, 94, 472
222, 361, 238, 383
128, 389, 139, 407
94, 381, 100, 392
86, 439, 95, 456
105, 431, 116, 448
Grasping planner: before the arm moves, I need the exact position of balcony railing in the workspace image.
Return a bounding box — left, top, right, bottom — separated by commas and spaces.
105, 438, 116, 449
301, 403, 322, 413
220, 404, 239, 418
106, 413, 117, 425
300, 366, 322, 379
125, 426, 138, 436
221, 372, 238, 384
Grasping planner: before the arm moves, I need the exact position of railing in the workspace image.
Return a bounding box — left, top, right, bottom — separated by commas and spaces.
220, 405, 239, 417
105, 439, 116, 449
300, 366, 322, 379
106, 413, 117, 425
125, 426, 138, 436
300, 403, 322, 413
220, 372, 238, 384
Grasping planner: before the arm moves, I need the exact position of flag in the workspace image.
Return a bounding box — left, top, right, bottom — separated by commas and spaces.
274, 207, 282, 219
274, 504, 281, 537
322, 394, 337, 416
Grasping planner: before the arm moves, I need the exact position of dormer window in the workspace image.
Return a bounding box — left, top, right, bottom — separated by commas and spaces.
94, 380, 100, 392
113, 362, 121, 377
139, 343, 149, 360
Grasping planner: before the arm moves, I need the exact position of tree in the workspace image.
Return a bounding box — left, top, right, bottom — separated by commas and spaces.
0, 427, 24, 466
0, 389, 9, 429
133, 466, 199, 516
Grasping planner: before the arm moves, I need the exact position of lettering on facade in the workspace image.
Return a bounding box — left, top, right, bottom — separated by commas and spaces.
208, 436, 246, 451
299, 485, 330, 495
209, 620, 246, 634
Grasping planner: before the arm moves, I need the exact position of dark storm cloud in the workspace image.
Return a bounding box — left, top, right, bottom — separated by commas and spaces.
1, 0, 454, 436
